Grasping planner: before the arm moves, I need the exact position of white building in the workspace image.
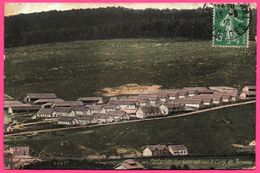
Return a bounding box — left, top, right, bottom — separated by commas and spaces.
168, 145, 188, 156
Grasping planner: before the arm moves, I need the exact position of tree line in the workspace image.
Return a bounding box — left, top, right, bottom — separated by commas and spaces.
4, 7, 256, 47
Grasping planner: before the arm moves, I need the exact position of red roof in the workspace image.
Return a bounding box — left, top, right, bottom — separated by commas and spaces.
115, 159, 144, 170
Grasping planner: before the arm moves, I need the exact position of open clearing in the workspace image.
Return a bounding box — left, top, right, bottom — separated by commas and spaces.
4, 39, 256, 100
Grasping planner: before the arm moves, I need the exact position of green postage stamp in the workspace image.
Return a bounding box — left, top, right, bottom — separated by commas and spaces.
213, 4, 250, 48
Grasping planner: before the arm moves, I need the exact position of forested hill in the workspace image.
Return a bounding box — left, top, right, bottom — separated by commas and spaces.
4, 7, 256, 48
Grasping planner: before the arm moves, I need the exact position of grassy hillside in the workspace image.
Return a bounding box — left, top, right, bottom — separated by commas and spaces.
5, 103, 255, 157
4, 39, 256, 100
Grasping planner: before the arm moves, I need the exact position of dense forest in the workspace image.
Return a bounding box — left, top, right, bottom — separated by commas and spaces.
4, 7, 256, 47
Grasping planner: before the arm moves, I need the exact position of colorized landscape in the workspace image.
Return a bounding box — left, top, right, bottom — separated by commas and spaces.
4, 39, 256, 100
4, 4, 256, 170
4, 39, 256, 169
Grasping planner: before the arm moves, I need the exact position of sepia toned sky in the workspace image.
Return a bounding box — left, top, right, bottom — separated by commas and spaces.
5, 3, 207, 16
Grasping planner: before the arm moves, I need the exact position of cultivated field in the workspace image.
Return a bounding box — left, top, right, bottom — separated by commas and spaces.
4, 39, 256, 100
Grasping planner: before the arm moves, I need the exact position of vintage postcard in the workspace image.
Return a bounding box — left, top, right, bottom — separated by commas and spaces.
2, 2, 257, 171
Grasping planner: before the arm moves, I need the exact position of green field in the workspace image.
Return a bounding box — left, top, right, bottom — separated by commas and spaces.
4, 39, 256, 169
4, 39, 256, 100
5, 103, 255, 159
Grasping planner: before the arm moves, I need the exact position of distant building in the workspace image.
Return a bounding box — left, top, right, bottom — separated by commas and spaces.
109, 110, 130, 121
76, 116, 97, 125
5, 146, 30, 156
197, 89, 214, 95
93, 113, 114, 123
248, 140, 256, 153
103, 104, 120, 113
24, 93, 57, 103
122, 108, 138, 117
183, 87, 214, 95
158, 104, 169, 115
86, 105, 106, 114
114, 159, 144, 170
146, 97, 160, 105
137, 99, 150, 106
126, 96, 150, 106
54, 107, 75, 117
209, 86, 238, 93
191, 97, 214, 106
193, 94, 223, 105
175, 99, 204, 109
138, 95, 161, 105
51, 101, 83, 107
220, 91, 239, 101
159, 103, 184, 115
143, 145, 169, 157
249, 140, 256, 147
240, 85, 256, 100
167, 92, 179, 100
7, 104, 40, 114
168, 145, 188, 156
242, 85, 256, 92
136, 106, 160, 119
109, 100, 137, 109
221, 94, 234, 102
4, 100, 24, 109
240, 91, 256, 100
36, 108, 56, 118
57, 116, 79, 125
33, 98, 64, 105
156, 93, 169, 103
71, 105, 89, 116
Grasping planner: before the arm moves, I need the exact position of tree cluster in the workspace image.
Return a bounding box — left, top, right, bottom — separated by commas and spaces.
5, 7, 256, 47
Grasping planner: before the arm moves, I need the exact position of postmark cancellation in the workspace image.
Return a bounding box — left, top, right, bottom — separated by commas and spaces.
213, 4, 250, 48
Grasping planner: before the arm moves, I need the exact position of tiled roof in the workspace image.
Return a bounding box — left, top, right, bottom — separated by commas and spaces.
53, 101, 83, 107
116, 159, 144, 170
37, 108, 55, 114
4, 100, 24, 108
168, 144, 188, 151
33, 98, 64, 104
55, 107, 72, 113
103, 104, 119, 109
192, 95, 222, 101
71, 105, 86, 111
146, 145, 168, 151
176, 98, 204, 104
86, 105, 104, 110
10, 104, 41, 110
